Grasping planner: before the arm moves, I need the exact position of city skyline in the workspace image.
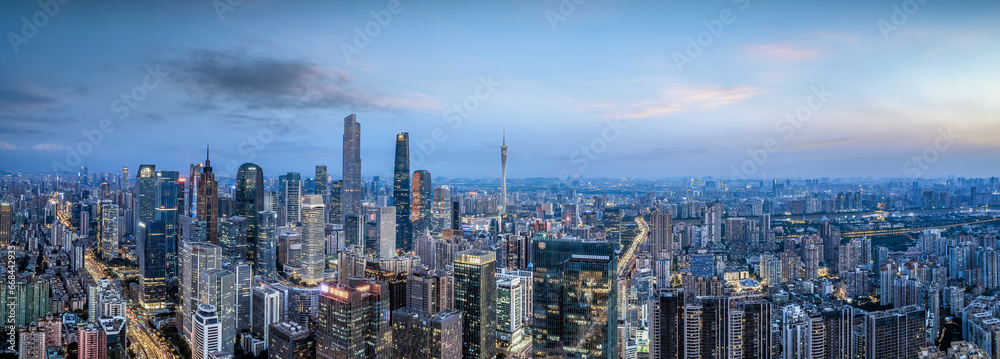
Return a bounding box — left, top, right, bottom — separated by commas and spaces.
1, 1, 998, 179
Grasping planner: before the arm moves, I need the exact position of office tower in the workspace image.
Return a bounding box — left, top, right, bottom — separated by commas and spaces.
78, 323, 106, 359
193, 304, 223, 359
500, 128, 507, 220
406, 265, 455, 314
329, 180, 342, 225
393, 132, 412, 253
252, 286, 283, 341
269, 321, 316, 359
411, 170, 432, 235
315, 278, 391, 359
343, 114, 362, 243
99, 200, 119, 260
864, 306, 927, 358
153, 171, 181, 283
139, 220, 167, 309
236, 163, 265, 273
198, 146, 220, 244
649, 289, 684, 359
137, 164, 156, 227
285, 286, 320, 328
377, 207, 396, 259
256, 211, 278, 277
18, 323, 45, 359
181, 242, 223, 339
99, 316, 127, 359
285, 172, 302, 225
219, 216, 248, 262
79, 165, 89, 186
533, 238, 617, 359
0, 203, 11, 246
200, 268, 237, 355
301, 195, 326, 284
315, 165, 328, 201
121, 166, 129, 190
650, 209, 673, 259
233, 262, 253, 332
391, 307, 463, 359
454, 249, 497, 359
497, 272, 528, 352
451, 201, 461, 230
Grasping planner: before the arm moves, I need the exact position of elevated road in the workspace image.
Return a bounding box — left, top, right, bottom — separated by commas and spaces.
618, 216, 648, 278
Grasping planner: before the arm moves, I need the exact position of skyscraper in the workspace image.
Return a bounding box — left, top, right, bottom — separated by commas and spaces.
269, 321, 316, 359
329, 180, 342, 225
139, 220, 167, 309
864, 305, 927, 359
315, 278, 391, 359
252, 286, 283, 341
649, 289, 685, 359
411, 170, 432, 236
233, 262, 253, 332
78, 323, 106, 359
255, 211, 278, 277
500, 128, 507, 223
650, 209, 673, 259
315, 165, 328, 201
200, 268, 237, 355
197, 146, 219, 244
533, 238, 618, 359
377, 207, 396, 259
155, 171, 180, 282
342, 114, 362, 245
136, 164, 156, 227
0, 203, 11, 246
454, 249, 497, 359
391, 308, 463, 359
181, 242, 223, 339
301, 195, 326, 284
393, 132, 412, 254
285, 172, 302, 225
236, 163, 265, 273
406, 265, 454, 314
193, 304, 223, 359
99, 200, 119, 260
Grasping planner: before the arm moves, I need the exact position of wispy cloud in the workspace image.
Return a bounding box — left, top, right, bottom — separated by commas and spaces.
617, 87, 760, 119
32, 143, 65, 151
743, 41, 818, 60
0, 140, 17, 150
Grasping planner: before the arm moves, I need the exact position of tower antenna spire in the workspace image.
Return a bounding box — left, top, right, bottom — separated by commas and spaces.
502, 126, 506, 146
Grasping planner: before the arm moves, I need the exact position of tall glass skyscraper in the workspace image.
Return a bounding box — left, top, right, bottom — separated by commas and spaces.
139, 220, 166, 309
342, 114, 362, 246
301, 195, 325, 285
411, 170, 432, 236
329, 180, 342, 225
155, 171, 179, 282
255, 211, 278, 277
393, 132, 411, 254
197, 146, 219, 244
236, 163, 264, 273
454, 249, 497, 359
315, 165, 328, 201
532, 238, 618, 359
137, 164, 156, 226
284, 172, 302, 225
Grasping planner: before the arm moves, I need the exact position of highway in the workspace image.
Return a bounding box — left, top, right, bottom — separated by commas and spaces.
840, 217, 1000, 238
618, 216, 649, 278
85, 250, 177, 359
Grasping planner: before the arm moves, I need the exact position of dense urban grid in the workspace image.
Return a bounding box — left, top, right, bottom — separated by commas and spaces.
1, 114, 999, 359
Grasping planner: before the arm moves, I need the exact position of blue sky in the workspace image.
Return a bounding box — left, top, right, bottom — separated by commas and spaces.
1, 0, 998, 180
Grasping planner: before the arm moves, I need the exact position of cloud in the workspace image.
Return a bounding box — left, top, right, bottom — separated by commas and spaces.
171, 49, 439, 113
743, 41, 818, 60
32, 143, 65, 151
617, 86, 760, 119
0, 141, 17, 150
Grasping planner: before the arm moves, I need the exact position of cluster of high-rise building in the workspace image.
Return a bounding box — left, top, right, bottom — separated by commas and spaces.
2, 113, 1000, 359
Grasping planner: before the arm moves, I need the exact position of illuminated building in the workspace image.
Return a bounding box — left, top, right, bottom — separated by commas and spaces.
197, 145, 219, 244
236, 163, 265, 273
411, 170, 432, 235
18, 323, 45, 359
252, 286, 283, 342
532, 238, 617, 359
391, 307, 463, 359
156, 170, 180, 282
99, 316, 127, 359
454, 249, 497, 359
269, 321, 315, 359
181, 242, 223, 340
393, 132, 412, 253
406, 265, 454, 314
284, 172, 302, 225
315, 278, 390, 359
315, 165, 328, 201
193, 304, 223, 359
139, 220, 167, 309
137, 164, 156, 226
301, 195, 326, 284
342, 114, 363, 247
99, 200, 119, 260
78, 323, 106, 359
377, 207, 396, 259
200, 268, 237, 355
0, 203, 10, 246
256, 211, 278, 277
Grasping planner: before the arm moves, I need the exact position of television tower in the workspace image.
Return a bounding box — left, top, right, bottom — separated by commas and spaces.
500, 127, 507, 219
